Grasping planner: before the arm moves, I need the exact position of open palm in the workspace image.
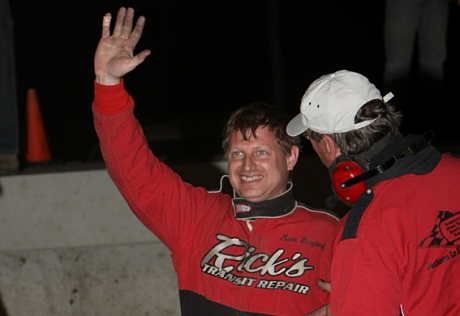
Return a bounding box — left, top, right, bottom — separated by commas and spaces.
94, 7, 151, 85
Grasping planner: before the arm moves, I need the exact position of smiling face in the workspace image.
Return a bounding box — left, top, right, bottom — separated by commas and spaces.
227, 126, 299, 203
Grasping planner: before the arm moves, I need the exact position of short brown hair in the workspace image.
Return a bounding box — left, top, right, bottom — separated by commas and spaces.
222, 102, 301, 158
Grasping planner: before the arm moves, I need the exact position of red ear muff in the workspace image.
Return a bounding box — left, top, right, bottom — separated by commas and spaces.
332, 160, 367, 204
328, 131, 435, 206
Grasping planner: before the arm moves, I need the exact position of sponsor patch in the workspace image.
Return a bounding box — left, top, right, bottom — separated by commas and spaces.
440, 212, 460, 243
420, 210, 460, 247
235, 204, 251, 213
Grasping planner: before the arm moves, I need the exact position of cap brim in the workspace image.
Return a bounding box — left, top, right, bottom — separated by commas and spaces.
287, 113, 308, 136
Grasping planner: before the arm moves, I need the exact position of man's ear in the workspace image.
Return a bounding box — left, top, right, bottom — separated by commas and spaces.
321, 135, 342, 165
287, 145, 300, 171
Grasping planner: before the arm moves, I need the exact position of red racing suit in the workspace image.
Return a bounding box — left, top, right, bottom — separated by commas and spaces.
92, 80, 339, 316
329, 134, 460, 316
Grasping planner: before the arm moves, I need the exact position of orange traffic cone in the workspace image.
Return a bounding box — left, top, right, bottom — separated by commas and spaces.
25, 88, 51, 163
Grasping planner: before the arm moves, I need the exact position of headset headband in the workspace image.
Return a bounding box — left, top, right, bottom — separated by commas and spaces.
329, 130, 435, 206
342, 130, 435, 189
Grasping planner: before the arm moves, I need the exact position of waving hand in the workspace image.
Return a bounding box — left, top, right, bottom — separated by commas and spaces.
94, 7, 151, 85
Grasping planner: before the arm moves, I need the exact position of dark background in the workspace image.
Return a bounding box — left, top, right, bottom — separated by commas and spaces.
1, 2, 458, 312
9, 0, 460, 163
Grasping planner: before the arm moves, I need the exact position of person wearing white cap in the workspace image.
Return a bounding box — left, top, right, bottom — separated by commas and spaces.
289, 70, 460, 316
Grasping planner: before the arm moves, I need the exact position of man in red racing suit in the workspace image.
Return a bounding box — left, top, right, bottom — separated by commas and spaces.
92, 7, 339, 316
288, 70, 460, 316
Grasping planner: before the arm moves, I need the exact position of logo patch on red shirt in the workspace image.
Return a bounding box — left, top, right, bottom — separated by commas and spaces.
440, 212, 460, 243
235, 204, 251, 213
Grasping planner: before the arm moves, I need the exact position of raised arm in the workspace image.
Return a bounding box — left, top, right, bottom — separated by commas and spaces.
94, 7, 151, 85
92, 7, 216, 252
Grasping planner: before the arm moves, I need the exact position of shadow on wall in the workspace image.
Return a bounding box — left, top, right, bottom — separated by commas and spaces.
0, 294, 7, 316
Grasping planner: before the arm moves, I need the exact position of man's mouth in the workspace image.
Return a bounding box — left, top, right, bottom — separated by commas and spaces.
241, 175, 263, 182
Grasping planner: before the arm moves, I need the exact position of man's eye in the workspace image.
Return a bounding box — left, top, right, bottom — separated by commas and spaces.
256, 150, 267, 155
231, 151, 243, 158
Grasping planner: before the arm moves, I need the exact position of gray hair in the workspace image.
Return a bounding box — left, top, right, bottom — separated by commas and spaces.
305, 99, 402, 156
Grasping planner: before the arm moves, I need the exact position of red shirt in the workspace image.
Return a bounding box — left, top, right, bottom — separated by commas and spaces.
92, 80, 339, 315
330, 154, 460, 315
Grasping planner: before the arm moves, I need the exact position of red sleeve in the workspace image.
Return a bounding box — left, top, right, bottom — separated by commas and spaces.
92, 81, 220, 252
92, 79, 131, 115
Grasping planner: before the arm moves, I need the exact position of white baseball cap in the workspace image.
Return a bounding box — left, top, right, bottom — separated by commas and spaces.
287, 70, 394, 136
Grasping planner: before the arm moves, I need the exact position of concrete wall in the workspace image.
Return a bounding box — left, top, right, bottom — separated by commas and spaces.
0, 168, 183, 316
0, 155, 339, 316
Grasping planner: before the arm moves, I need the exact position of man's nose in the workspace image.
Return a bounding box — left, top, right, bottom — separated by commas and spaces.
243, 155, 256, 171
